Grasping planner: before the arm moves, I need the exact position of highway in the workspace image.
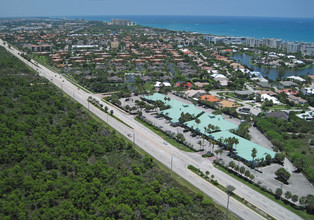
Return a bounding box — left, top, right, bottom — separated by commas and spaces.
0, 39, 303, 220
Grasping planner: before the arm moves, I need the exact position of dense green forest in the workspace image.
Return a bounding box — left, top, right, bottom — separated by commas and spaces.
0, 46, 225, 219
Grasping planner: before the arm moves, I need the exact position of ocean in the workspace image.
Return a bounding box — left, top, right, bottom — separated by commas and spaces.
66, 15, 314, 43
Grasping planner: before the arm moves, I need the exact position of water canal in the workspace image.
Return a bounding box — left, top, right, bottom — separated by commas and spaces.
231, 53, 314, 80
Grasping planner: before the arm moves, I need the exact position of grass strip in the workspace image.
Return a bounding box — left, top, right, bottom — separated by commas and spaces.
135, 117, 196, 152
88, 100, 133, 129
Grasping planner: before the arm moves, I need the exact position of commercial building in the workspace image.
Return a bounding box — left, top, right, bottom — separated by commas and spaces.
282, 41, 301, 53
28, 44, 51, 52
144, 93, 276, 162
209, 131, 276, 161
262, 38, 282, 49
110, 19, 136, 26
246, 38, 262, 47
203, 35, 246, 44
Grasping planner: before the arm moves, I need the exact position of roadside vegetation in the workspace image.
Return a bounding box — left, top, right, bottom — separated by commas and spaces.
0, 46, 227, 219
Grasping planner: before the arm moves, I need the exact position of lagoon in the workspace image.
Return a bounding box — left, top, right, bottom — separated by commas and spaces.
231, 54, 314, 80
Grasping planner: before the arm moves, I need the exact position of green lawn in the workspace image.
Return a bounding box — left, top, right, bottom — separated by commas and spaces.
267, 105, 300, 111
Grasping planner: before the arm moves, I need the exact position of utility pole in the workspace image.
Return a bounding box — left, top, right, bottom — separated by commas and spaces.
133, 132, 135, 143
225, 185, 235, 220
171, 156, 173, 177
280, 183, 283, 192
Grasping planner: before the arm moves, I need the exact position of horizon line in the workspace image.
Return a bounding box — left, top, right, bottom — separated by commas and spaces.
1, 14, 314, 20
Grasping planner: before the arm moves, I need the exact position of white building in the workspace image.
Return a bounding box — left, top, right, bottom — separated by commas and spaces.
263, 38, 282, 49
287, 76, 306, 82
297, 111, 314, 120
261, 94, 280, 105
154, 81, 171, 88
301, 87, 314, 95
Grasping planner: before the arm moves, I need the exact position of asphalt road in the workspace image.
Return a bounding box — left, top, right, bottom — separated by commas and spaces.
0, 40, 303, 220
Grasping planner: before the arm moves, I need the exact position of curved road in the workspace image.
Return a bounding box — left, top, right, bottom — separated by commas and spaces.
0, 39, 302, 220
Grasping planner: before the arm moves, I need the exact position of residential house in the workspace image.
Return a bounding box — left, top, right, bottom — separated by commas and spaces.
234, 90, 255, 100
218, 100, 240, 108
185, 90, 206, 98
200, 94, 221, 102
279, 81, 297, 88
261, 94, 280, 104
194, 82, 209, 88
296, 111, 314, 120
265, 111, 289, 121
301, 86, 314, 95
277, 89, 298, 95
287, 95, 307, 105
176, 82, 193, 90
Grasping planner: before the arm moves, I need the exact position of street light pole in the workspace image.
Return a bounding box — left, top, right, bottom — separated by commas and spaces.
171, 156, 173, 177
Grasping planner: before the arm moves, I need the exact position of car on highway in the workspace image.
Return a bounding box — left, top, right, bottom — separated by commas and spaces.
127, 133, 132, 137
163, 141, 168, 145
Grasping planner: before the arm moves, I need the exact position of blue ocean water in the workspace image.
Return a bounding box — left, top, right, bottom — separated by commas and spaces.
66, 15, 314, 43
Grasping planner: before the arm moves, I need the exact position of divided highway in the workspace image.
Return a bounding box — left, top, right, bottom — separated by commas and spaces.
0, 40, 302, 220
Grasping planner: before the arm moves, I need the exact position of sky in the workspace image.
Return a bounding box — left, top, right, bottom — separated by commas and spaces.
0, 0, 314, 18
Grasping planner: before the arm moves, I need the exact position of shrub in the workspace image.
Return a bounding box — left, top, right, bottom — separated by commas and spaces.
202, 153, 214, 158
244, 170, 250, 177
240, 166, 245, 174
285, 191, 292, 200
275, 188, 283, 198
292, 195, 299, 203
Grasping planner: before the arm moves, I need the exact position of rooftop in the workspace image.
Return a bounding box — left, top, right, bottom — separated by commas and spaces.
200, 94, 220, 102
184, 113, 238, 134
209, 131, 276, 161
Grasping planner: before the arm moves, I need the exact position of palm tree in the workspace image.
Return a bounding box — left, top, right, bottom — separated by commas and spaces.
251, 148, 257, 168
195, 118, 201, 132
215, 150, 219, 157
197, 140, 202, 151
219, 149, 223, 160
201, 135, 206, 151
226, 185, 236, 220
206, 123, 216, 134
218, 137, 224, 147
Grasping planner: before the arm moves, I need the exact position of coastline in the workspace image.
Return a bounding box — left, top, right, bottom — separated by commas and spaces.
65, 15, 314, 43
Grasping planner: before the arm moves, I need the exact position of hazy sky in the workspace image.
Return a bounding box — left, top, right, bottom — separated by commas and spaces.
0, 0, 313, 18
